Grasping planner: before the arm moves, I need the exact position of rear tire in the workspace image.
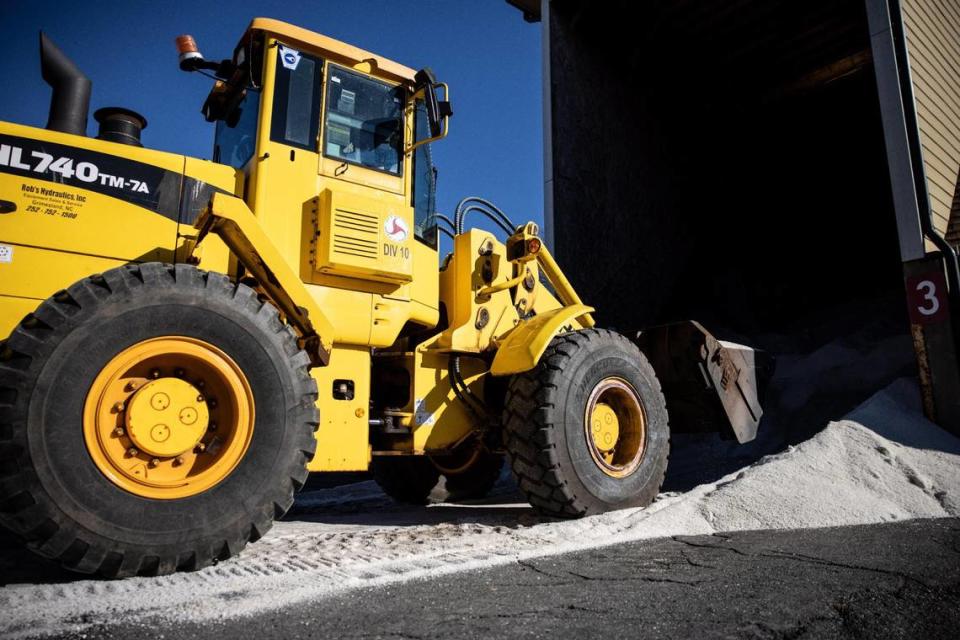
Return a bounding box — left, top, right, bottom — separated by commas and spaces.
502, 329, 669, 518
431, 449, 504, 501
0, 263, 318, 577
370, 456, 440, 505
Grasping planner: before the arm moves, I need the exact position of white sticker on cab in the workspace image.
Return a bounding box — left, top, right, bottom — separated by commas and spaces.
0, 244, 12, 264
278, 45, 301, 70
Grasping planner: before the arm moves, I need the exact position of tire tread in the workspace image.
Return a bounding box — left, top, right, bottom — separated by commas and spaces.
0, 263, 318, 577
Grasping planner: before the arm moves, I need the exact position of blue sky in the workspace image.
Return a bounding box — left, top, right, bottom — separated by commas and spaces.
0, 0, 544, 234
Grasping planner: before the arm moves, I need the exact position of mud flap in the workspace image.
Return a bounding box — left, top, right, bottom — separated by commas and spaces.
632, 321, 773, 443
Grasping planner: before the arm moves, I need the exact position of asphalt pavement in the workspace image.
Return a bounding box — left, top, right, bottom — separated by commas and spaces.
45, 517, 960, 640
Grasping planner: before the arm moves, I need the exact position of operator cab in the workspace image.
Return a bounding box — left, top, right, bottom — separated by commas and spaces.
178, 20, 450, 263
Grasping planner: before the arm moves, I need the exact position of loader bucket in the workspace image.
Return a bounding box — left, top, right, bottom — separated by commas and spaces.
632, 321, 774, 443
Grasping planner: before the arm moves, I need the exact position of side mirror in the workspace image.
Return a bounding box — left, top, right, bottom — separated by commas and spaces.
414, 68, 452, 139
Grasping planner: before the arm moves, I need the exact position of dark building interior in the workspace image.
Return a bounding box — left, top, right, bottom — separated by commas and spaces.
548, 0, 908, 348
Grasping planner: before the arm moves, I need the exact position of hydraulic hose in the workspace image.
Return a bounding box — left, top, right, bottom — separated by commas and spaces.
448, 355, 487, 419
457, 205, 514, 236
454, 196, 516, 235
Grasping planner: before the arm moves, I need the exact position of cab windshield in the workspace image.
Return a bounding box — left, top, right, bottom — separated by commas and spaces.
323, 65, 403, 175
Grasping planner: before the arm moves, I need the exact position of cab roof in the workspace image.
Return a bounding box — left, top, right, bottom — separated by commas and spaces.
248, 18, 418, 84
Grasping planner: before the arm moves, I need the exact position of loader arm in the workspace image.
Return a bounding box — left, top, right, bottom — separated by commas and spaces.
193, 192, 335, 366
535, 245, 596, 328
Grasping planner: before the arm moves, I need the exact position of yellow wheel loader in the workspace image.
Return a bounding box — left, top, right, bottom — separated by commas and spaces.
0, 20, 768, 577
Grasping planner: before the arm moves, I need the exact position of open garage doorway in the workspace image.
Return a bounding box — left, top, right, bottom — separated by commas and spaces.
528, 0, 935, 483
545, 0, 906, 345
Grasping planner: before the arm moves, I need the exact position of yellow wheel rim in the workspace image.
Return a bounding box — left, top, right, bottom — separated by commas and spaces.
584, 377, 646, 478
83, 336, 255, 499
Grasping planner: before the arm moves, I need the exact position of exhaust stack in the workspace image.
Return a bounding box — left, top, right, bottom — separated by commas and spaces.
39, 32, 91, 136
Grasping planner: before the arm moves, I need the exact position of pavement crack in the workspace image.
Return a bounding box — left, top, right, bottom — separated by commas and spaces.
680, 549, 718, 569
517, 558, 568, 580
672, 534, 933, 589
757, 550, 933, 589
354, 632, 432, 640
564, 568, 702, 586
671, 535, 752, 557
562, 603, 616, 614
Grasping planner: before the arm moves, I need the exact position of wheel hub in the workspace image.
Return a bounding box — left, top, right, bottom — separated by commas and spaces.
125, 378, 209, 458
590, 402, 620, 453
584, 377, 647, 478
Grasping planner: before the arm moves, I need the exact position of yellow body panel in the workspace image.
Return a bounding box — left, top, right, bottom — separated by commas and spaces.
308, 345, 372, 471
490, 304, 595, 377
0, 123, 180, 264
0, 120, 239, 336
0, 243, 123, 300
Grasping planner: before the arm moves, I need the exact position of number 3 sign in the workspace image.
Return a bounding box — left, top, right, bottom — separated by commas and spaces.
906, 267, 949, 325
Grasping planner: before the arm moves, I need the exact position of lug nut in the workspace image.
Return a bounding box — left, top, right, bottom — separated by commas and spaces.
208, 398, 217, 409
150, 369, 161, 379
196, 395, 205, 403
174, 456, 184, 466
196, 380, 205, 388
195, 443, 206, 453
126, 381, 139, 392
113, 402, 125, 413
208, 422, 217, 431
149, 458, 160, 468
127, 447, 139, 457
113, 427, 125, 437
175, 368, 185, 378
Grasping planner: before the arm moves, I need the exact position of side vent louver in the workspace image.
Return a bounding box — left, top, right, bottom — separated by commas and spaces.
311, 189, 413, 284
332, 208, 378, 260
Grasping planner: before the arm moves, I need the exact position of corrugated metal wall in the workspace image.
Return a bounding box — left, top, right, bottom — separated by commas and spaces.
902, 0, 960, 247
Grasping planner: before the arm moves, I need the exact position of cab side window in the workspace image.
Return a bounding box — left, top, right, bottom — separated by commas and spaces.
412, 100, 438, 248
270, 45, 322, 150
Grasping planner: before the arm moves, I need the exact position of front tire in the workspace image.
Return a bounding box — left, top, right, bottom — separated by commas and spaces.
431, 448, 504, 501
502, 329, 669, 518
0, 263, 318, 577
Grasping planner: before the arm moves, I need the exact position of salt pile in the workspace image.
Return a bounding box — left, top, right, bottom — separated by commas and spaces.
692, 378, 959, 532
1, 378, 958, 638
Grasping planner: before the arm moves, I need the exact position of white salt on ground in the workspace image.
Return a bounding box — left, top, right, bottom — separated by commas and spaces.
1, 378, 957, 638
